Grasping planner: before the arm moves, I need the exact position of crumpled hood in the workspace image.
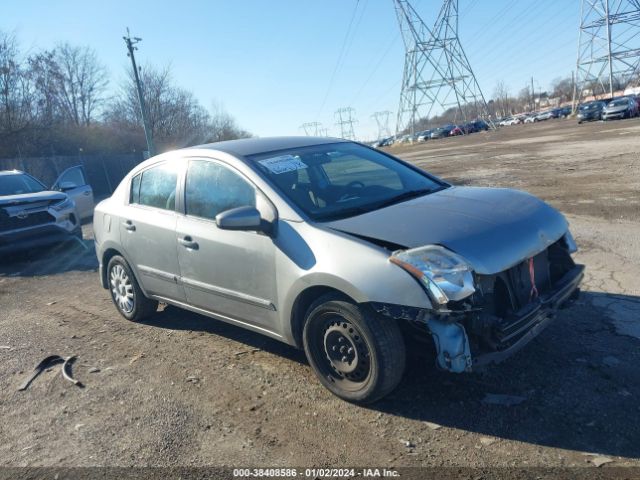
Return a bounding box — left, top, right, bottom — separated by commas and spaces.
0, 191, 66, 208
326, 186, 568, 275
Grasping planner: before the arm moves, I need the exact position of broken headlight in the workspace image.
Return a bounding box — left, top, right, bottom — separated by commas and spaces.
390, 245, 475, 305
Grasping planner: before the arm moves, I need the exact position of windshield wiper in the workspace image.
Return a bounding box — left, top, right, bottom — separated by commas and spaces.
315, 205, 378, 221
373, 188, 438, 210
314, 187, 444, 222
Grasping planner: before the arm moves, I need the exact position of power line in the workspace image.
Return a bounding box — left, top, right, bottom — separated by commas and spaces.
316, 1, 362, 119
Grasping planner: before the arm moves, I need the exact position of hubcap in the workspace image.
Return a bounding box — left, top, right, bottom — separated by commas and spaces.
110, 264, 134, 313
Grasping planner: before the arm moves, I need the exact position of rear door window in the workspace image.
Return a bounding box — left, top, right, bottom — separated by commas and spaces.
134, 163, 178, 211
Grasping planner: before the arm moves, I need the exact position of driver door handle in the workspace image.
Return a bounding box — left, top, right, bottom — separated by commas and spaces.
178, 235, 199, 250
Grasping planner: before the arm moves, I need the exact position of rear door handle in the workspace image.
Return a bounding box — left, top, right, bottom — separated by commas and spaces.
123, 220, 136, 232
178, 235, 199, 250
83, 190, 91, 196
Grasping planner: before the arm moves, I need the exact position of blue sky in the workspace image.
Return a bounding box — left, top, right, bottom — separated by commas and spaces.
4, 0, 579, 139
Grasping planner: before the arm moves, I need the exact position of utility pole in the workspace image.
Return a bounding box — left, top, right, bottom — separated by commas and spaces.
300, 122, 322, 136
371, 111, 393, 139
123, 28, 155, 157
394, 0, 493, 136
334, 108, 357, 140
573, 0, 640, 106
531, 77, 535, 111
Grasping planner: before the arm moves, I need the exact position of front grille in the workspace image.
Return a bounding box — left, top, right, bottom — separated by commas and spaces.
0, 210, 55, 233
504, 249, 551, 310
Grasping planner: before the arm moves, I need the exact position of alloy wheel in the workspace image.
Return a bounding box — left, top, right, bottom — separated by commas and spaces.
110, 264, 134, 314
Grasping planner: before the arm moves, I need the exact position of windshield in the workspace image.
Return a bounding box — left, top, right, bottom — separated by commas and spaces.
0, 173, 46, 196
248, 142, 446, 221
580, 102, 601, 111
609, 99, 628, 107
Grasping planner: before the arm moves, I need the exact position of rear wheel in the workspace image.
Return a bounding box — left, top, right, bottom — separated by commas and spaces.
107, 255, 157, 321
302, 294, 406, 404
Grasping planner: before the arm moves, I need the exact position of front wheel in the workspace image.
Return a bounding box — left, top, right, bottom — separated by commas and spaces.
107, 255, 158, 322
302, 294, 406, 404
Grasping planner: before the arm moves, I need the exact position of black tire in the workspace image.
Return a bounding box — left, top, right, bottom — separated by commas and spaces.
106, 255, 157, 322
302, 294, 406, 404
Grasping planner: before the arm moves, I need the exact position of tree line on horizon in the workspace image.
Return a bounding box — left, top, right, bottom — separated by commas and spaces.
0, 30, 251, 160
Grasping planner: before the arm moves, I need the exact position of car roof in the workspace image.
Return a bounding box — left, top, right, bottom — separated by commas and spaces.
186, 136, 347, 158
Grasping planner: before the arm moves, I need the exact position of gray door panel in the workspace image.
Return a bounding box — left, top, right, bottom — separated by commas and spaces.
176, 158, 278, 329
120, 206, 186, 301
176, 216, 278, 328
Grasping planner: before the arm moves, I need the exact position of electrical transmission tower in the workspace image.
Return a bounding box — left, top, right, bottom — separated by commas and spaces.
371, 111, 393, 139
335, 108, 358, 140
573, 0, 640, 104
300, 122, 323, 136
394, 0, 492, 135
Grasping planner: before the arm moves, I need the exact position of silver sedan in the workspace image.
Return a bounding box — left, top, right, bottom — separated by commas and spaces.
93, 137, 583, 403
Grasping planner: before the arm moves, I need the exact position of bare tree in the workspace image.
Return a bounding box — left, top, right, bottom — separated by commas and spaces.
106, 64, 250, 151
51, 43, 108, 126
550, 76, 573, 104
492, 81, 511, 117
207, 101, 251, 142
0, 31, 33, 137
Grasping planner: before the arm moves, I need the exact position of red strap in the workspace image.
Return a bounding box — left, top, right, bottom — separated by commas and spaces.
529, 257, 539, 301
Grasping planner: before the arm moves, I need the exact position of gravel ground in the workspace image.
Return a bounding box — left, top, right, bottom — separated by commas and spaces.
1, 117, 639, 470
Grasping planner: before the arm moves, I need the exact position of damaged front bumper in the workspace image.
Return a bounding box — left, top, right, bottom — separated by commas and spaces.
471, 264, 583, 368
373, 263, 584, 373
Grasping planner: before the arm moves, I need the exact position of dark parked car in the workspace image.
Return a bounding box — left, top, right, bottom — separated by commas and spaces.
577, 101, 606, 123
376, 137, 394, 148
472, 119, 490, 131
602, 97, 639, 121
557, 106, 572, 118
430, 125, 455, 139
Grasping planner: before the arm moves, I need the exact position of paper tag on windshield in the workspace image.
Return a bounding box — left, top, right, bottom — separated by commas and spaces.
258, 155, 308, 175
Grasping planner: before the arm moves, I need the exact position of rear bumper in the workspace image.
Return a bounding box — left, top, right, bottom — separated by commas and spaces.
473, 264, 584, 367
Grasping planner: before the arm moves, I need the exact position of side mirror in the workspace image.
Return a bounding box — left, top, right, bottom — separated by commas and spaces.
58, 181, 78, 192
216, 206, 267, 234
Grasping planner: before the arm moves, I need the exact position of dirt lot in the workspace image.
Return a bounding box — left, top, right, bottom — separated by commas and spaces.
1, 118, 639, 470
